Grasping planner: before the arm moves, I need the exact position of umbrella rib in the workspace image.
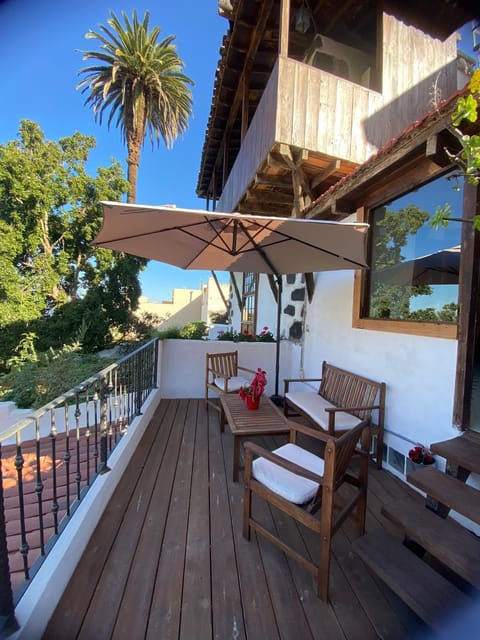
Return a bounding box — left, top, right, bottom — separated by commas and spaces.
236, 223, 367, 270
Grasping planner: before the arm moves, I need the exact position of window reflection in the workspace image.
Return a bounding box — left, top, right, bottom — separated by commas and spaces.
367, 172, 462, 322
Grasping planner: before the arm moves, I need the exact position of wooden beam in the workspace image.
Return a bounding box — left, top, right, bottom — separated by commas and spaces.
279, 0, 290, 57
254, 173, 293, 189
311, 159, 341, 190
426, 131, 461, 168
245, 189, 292, 206
215, 1, 275, 178
267, 150, 290, 170
241, 66, 250, 141
210, 270, 229, 313
277, 143, 295, 167
453, 181, 480, 427
237, 200, 290, 216
230, 273, 243, 312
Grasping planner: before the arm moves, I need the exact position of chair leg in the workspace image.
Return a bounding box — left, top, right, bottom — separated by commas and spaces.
243, 449, 253, 540
375, 426, 384, 470
219, 404, 226, 433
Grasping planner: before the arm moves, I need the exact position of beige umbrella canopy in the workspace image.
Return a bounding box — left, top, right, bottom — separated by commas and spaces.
93, 202, 370, 399
93, 202, 369, 273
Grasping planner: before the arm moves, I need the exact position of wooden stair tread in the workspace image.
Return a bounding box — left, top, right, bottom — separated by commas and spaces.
352, 529, 471, 631
407, 466, 480, 525
381, 498, 480, 588
430, 430, 480, 474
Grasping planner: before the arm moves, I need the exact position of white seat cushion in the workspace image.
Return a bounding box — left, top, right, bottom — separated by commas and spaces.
285, 391, 362, 431
252, 443, 324, 504
214, 376, 250, 392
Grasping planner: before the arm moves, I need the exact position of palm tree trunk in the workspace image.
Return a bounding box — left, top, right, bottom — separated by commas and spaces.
126, 126, 144, 203
126, 158, 138, 203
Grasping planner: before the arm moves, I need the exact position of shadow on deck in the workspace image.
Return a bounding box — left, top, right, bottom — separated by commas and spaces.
42, 398, 433, 640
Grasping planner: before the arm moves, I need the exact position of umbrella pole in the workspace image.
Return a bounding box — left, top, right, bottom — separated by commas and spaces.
270, 275, 283, 407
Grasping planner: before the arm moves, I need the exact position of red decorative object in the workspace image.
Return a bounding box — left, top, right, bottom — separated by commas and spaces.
408, 445, 435, 465
239, 368, 267, 408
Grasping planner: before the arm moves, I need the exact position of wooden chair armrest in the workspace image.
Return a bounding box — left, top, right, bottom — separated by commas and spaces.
284, 377, 322, 392
324, 404, 380, 414
243, 441, 324, 484
238, 365, 257, 375
287, 421, 332, 443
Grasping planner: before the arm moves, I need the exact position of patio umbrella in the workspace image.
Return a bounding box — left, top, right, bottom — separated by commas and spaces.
93, 202, 369, 399
374, 245, 460, 286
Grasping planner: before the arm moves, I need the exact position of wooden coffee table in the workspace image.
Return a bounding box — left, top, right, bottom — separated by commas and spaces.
220, 394, 291, 481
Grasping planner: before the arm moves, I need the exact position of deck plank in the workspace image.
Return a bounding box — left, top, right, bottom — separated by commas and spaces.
180, 400, 212, 640
43, 399, 452, 640
145, 400, 196, 640
208, 406, 247, 640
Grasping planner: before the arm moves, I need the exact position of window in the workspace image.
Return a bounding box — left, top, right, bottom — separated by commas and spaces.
241, 272, 258, 336
358, 171, 462, 334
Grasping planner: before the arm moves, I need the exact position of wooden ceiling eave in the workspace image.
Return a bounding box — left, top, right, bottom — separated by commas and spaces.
197, 0, 275, 200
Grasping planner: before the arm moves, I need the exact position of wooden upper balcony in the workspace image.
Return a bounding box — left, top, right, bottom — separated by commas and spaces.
217, 56, 382, 215
198, 6, 460, 218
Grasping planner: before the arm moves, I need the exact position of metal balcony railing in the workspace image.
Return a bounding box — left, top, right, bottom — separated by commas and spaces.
0, 339, 159, 634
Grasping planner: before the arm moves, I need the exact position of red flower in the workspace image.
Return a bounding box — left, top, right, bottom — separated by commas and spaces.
239, 368, 267, 401
408, 445, 435, 465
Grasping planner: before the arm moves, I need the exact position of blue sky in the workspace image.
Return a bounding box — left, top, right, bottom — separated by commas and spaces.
1, 3, 477, 302
0, 0, 228, 302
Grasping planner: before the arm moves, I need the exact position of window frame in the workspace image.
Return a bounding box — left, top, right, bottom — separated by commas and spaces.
353, 178, 460, 339
240, 272, 258, 336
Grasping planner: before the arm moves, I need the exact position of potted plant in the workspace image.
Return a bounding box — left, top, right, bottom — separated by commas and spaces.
239, 368, 267, 410
408, 444, 435, 466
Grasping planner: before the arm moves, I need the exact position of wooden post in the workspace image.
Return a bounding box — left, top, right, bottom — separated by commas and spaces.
279, 0, 290, 57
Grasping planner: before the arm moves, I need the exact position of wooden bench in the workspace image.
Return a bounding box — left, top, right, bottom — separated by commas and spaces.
284, 361, 386, 469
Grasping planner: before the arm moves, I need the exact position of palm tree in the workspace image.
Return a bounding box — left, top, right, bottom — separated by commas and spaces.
77, 10, 194, 203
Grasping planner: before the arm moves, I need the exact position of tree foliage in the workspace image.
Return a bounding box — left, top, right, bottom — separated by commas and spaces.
0, 120, 147, 365
77, 9, 194, 202
432, 69, 480, 229
369, 204, 431, 319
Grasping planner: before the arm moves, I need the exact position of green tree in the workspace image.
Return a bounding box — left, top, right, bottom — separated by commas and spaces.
369, 204, 431, 319
77, 9, 194, 203
0, 120, 146, 362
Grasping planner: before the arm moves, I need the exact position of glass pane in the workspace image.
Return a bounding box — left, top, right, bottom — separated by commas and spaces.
367, 172, 462, 322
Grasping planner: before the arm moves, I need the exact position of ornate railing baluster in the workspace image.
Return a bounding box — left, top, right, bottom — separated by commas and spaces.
0, 444, 17, 635
135, 348, 143, 415
50, 409, 59, 535
63, 402, 71, 518
0, 338, 158, 612
107, 371, 114, 453
14, 434, 29, 581
93, 388, 99, 473
34, 418, 45, 556
98, 380, 110, 475
85, 388, 92, 486
74, 392, 82, 501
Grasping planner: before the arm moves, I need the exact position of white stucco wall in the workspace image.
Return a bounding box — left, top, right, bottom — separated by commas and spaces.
159, 338, 299, 399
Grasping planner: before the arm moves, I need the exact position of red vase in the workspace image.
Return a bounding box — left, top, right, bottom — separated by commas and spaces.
246, 395, 260, 410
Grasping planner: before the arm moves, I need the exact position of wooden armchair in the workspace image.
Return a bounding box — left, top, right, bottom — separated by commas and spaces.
243, 419, 369, 601
205, 351, 256, 430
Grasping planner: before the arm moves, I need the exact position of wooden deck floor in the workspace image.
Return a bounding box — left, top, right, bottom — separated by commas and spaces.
43, 398, 433, 640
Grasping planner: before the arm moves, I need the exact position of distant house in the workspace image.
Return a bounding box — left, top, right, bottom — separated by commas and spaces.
196, 0, 480, 499
137, 277, 228, 331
